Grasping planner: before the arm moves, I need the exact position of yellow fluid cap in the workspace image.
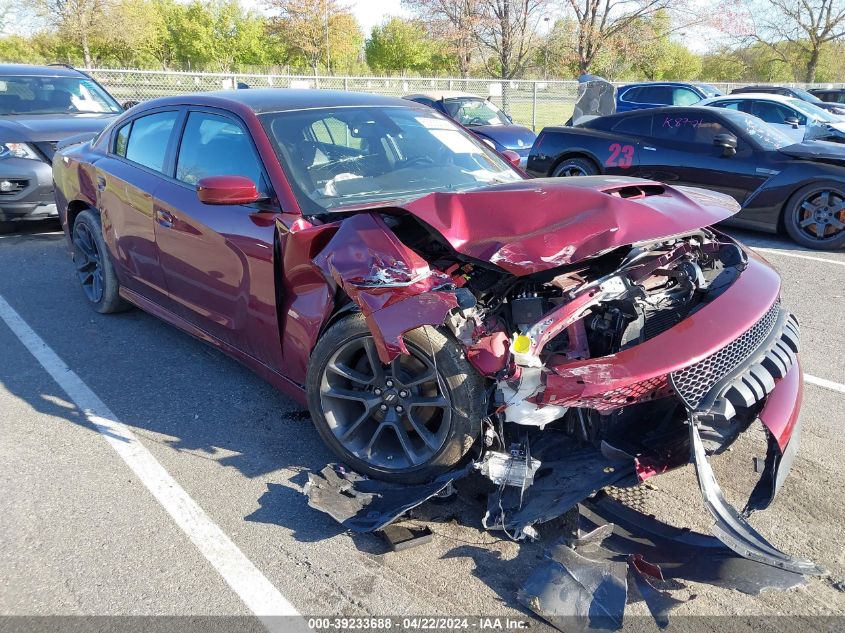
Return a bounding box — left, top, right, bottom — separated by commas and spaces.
513, 334, 532, 354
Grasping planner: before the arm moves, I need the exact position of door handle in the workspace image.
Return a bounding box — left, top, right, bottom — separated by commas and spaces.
155, 207, 174, 228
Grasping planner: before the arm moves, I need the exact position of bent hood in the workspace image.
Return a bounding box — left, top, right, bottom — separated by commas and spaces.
399, 176, 740, 276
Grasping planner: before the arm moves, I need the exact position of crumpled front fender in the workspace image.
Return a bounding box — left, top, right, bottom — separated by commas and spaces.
313, 213, 458, 363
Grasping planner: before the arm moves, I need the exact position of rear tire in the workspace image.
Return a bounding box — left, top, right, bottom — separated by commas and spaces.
552, 157, 598, 178
72, 209, 131, 313
783, 182, 845, 250
307, 313, 486, 484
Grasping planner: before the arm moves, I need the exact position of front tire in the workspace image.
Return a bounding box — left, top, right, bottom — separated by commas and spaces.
307, 313, 486, 484
552, 157, 598, 177
72, 209, 131, 313
783, 182, 845, 250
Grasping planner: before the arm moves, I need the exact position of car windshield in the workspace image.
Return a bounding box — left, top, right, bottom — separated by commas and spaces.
784, 97, 840, 122
791, 87, 824, 104
721, 109, 796, 150
444, 98, 511, 126
0, 75, 121, 115
260, 106, 521, 214
697, 84, 722, 98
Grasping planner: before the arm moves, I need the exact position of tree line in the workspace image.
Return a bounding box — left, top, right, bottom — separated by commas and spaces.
2, 0, 845, 83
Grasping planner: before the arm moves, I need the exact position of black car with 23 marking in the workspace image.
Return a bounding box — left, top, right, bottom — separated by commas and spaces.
526, 105, 845, 249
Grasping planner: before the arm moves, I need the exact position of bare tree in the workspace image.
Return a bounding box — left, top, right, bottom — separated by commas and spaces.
402, 0, 484, 78
563, 0, 682, 74
33, 0, 110, 66
475, 0, 549, 80
744, 0, 845, 82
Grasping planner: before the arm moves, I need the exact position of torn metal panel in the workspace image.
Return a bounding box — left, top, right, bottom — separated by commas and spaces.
518, 542, 628, 633
304, 464, 472, 532
689, 420, 824, 576
311, 212, 459, 362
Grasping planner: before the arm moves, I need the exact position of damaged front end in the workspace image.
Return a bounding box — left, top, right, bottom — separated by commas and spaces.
304, 177, 819, 577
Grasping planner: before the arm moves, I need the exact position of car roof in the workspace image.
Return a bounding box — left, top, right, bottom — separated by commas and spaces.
403, 91, 482, 100
732, 85, 790, 92
620, 81, 703, 89
701, 93, 797, 104
0, 63, 86, 77
134, 88, 419, 114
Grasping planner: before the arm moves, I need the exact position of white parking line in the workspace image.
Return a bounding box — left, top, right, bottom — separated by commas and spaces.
806, 374, 845, 395
0, 294, 304, 632
753, 247, 845, 267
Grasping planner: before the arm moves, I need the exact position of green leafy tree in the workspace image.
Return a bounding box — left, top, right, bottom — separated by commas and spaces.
365, 18, 432, 73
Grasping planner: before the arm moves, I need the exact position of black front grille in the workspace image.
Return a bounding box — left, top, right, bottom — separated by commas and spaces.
671, 301, 782, 410
0, 178, 28, 195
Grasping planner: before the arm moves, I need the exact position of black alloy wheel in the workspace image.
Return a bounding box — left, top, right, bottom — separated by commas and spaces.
73, 220, 105, 304
785, 183, 845, 249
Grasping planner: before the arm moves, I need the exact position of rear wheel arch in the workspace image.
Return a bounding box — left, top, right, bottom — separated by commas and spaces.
549, 152, 601, 177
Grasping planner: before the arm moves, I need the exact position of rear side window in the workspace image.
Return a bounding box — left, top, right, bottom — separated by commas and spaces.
175, 111, 266, 192
750, 101, 806, 125
629, 86, 672, 105
114, 122, 130, 157
611, 115, 652, 135
672, 88, 700, 106
123, 111, 178, 172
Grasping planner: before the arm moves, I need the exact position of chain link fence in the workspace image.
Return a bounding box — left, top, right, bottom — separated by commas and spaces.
82, 68, 844, 132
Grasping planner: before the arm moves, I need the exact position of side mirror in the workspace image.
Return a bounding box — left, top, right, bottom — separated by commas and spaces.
501, 149, 522, 168
122, 100, 139, 110
784, 116, 801, 129
196, 175, 261, 205
713, 133, 737, 157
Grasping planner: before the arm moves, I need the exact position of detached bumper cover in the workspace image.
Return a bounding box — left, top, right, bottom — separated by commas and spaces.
689, 363, 822, 576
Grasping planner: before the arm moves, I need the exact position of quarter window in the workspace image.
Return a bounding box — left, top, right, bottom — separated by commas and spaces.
176, 112, 266, 192
123, 111, 178, 172
611, 115, 652, 135
114, 122, 130, 157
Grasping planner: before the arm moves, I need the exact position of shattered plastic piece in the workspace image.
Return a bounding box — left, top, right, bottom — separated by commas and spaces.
304, 464, 472, 532
629, 553, 663, 581
689, 421, 824, 576
626, 555, 686, 629
518, 541, 627, 633
381, 524, 434, 551
580, 494, 809, 595
568, 523, 614, 552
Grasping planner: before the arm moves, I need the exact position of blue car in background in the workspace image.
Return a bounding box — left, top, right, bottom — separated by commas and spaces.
403, 91, 536, 166
616, 82, 722, 112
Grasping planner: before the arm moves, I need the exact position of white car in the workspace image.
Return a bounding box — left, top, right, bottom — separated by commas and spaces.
699, 93, 845, 143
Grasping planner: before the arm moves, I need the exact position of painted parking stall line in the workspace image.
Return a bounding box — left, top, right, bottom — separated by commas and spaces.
753, 247, 845, 268
0, 294, 304, 633
805, 374, 845, 395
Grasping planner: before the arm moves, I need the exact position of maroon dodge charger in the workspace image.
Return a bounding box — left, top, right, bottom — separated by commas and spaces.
52, 89, 817, 574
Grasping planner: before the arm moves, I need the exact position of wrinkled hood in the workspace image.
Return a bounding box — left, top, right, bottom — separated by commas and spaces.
0, 113, 116, 143
399, 176, 740, 276
778, 140, 845, 162
469, 124, 536, 152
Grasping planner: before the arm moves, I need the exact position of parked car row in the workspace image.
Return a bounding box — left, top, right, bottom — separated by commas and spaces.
3, 63, 844, 251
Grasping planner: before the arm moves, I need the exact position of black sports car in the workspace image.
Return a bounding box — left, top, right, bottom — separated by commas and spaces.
527, 106, 845, 249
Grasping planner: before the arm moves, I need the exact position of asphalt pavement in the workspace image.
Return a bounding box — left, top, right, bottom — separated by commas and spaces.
0, 221, 843, 630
